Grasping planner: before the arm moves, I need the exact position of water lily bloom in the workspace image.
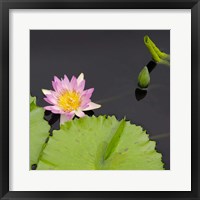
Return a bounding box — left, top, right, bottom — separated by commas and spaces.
42, 73, 101, 124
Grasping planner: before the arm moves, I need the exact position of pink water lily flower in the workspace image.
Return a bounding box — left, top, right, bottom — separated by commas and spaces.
42, 73, 101, 124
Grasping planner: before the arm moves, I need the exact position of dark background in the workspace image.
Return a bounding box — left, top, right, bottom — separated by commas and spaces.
30, 30, 170, 169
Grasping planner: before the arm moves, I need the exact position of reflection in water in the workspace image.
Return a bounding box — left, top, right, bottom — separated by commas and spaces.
31, 164, 37, 170
84, 110, 94, 117
146, 60, 157, 73
97, 61, 157, 104
44, 110, 51, 116
48, 114, 60, 126
73, 111, 95, 120
44, 110, 95, 134
150, 133, 169, 140
44, 112, 60, 135
135, 88, 147, 101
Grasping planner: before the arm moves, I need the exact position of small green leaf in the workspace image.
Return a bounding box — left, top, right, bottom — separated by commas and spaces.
138, 66, 150, 88
104, 119, 126, 160
144, 35, 170, 66
37, 116, 164, 170
30, 95, 36, 104
30, 96, 50, 169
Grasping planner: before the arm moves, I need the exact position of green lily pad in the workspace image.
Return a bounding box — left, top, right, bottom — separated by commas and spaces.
37, 116, 164, 170
30, 96, 50, 169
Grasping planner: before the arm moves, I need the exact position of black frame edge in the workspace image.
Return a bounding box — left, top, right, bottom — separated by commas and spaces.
1, 0, 200, 200
191, 1, 200, 199
0, 0, 199, 9
1, 0, 9, 199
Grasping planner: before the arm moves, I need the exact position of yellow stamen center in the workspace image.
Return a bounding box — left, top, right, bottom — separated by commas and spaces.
58, 91, 81, 112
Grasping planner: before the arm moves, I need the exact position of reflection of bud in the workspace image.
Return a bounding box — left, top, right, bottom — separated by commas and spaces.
138, 66, 150, 88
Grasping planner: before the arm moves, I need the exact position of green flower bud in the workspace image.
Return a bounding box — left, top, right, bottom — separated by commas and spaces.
138, 66, 150, 88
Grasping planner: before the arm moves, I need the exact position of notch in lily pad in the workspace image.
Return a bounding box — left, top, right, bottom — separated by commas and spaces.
144, 35, 170, 66
138, 66, 150, 89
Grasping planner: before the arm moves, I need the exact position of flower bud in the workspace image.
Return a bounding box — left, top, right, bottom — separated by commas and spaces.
138, 66, 150, 88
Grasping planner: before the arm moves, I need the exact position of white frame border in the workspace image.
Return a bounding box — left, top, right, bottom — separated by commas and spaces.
9, 9, 191, 191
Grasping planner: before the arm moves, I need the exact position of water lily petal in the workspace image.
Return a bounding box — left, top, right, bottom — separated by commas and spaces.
52, 75, 67, 94
81, 88, 94, 99
52, 80, 63, 94
54, 76, 60, 83
80, 88, 94, 108
80, 97, 91, 108
60, 113, 75, 124
44, 106, 64, 114
44, 97, 54, 105
64, 74, 70, 83
44, 94, 57, 105
83, 102, 101, 111
42, 89, 51, 95
62, 75, 70, 90
77, 73, 84, 85
77, 80, 85, 93
51, 91, 60, 99
70, 76, 78, 91
75, 109, 85, 118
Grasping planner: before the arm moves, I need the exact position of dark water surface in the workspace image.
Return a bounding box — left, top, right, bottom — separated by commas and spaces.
30, 30, 170, 169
